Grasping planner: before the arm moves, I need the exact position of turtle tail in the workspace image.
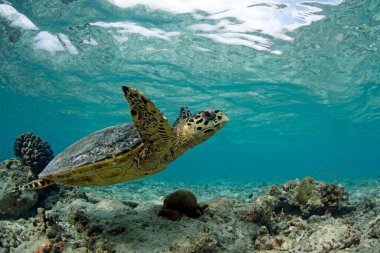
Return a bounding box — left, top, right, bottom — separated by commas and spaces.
18, 179, 54, 191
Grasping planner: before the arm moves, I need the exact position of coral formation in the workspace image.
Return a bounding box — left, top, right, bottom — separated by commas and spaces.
14, 132, 54, 175
0, 158, 82, 218
320, 183, 348, 208
238, 177, 354, 241
31, 208, 67, 253
268, 177, 351, 218
0, 163, 379, 252
0, 159, 39, 217
295, 176, 313, 204
255, 232, 289, 251
159, 189, 208, 220
242, 195, 278, 226
254, 226, 273, 250
34, 242, 52, 253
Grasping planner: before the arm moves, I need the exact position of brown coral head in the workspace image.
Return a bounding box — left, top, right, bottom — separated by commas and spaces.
160, 189, 205, 220
163, 189, 198, 211
303, 177, 313, 184
158, 207, 183, 221
269, 185, 278, 193
198, 203, 208, 213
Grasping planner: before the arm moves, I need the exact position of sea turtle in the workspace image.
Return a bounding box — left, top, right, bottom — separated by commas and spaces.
20, 86, 229, 190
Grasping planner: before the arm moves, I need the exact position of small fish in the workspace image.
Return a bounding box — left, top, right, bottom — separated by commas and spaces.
319, 169, 340, 178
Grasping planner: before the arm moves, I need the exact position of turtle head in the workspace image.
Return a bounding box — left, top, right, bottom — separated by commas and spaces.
170, 108, 228, 158
181, 109, 229, 145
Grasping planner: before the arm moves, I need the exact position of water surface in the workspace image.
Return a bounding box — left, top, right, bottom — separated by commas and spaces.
0, 0, 379, 182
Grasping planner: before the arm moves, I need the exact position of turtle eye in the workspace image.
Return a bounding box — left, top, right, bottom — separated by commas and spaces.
202, 111, 216, 120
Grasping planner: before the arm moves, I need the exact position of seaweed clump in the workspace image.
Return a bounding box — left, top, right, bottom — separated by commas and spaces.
296, 177, 313, 204
14, 132, 54, 175
159, 189, 208, 221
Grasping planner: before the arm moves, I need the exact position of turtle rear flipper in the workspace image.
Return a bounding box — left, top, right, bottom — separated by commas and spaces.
122, 86, 176, 160
19, 179, 54, 190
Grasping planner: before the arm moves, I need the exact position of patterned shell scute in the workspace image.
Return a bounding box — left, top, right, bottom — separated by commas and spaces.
39, 123, 142, 177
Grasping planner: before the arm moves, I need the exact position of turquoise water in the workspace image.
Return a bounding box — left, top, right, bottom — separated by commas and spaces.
0, 0, 379, 182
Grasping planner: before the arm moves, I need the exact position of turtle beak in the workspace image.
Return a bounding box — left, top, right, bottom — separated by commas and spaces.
217, 113, 229, 129
221, 112, 229, 123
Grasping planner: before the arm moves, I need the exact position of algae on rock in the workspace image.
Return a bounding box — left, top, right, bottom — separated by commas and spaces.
295, 177, 313, 204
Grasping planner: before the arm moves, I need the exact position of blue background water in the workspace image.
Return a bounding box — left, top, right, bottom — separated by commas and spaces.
0, 0, 379, 182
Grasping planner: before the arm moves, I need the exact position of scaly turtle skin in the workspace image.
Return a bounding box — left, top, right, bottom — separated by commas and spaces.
21, 86, 229, 190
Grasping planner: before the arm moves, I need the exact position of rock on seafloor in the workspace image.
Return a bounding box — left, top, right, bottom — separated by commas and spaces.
0, 159, 39, 217
0, 132, 55, 218
1, 160, 379, 253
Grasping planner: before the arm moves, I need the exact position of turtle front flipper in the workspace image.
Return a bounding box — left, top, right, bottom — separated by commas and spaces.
19, 178, 54, 190
122, 86, 176, 160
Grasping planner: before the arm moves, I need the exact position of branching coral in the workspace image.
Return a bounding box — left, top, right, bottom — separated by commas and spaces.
320, 184, 348, 207
14, 132, 54, 175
